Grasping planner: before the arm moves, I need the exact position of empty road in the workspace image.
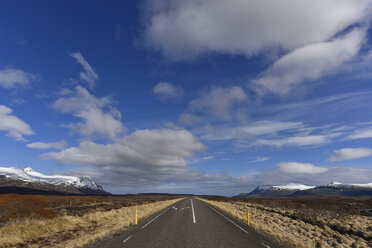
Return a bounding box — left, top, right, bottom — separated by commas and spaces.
87, 198, 283, 248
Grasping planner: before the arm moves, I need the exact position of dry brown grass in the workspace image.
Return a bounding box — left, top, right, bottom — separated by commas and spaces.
200, 198, 371, 248
0, 194, 180, 226
0, 197, 181, 247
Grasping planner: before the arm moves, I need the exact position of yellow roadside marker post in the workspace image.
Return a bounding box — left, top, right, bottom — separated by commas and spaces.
247, 210, 250, 226
135, 209, 138, 225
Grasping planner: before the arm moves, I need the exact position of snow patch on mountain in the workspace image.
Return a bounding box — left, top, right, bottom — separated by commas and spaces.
325, 182, 372, 188
273, 183, 315, 191
255, 185, 273, 190
0, 166, 102, 190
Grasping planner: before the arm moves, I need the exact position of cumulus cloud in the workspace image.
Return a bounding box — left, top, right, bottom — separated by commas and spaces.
253, 28, 366, 95
143, 1, 371, 95
153, 82, 183, 99
0, 105, 33, 141
27, 140, 67, 150
188, 87, 247, 120
41, 129, 215, 187
53, 86, 125, 139
329, 147, 372, 162
142, 0, 370, 60
70, 52, 99, 89
277, 162, 328, 174
0, 68, 35, 88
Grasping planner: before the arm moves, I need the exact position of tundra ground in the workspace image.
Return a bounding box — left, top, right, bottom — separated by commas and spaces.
201, 196, 371, 248
0, 194, 182, 247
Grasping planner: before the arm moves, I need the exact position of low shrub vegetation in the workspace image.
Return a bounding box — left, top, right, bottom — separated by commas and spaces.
0, 194, 181, 247
201, 196, 371, 248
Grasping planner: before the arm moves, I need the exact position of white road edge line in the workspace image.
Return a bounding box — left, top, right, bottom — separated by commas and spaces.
203, 202, 248, 234
123, 235, 132, 243
261, 242, 271, 248
190, 198, 196, 223
141, 202, 179, 229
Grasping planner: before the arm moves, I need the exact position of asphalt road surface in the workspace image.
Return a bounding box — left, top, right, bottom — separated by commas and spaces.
87, 198, 284, 248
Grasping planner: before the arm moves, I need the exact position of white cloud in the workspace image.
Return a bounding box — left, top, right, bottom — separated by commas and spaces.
201, 120, 342, 148
54, 86, 125, 139
41, 129, 213, 186
329, 147, 372, 162
179, 113, 202, 125
189, 155, 214, 164
70, 52, 98, 89
0, 69, 35, 88
253, 28, 365, 95
252, 134, 334, 148
248, 164, 371, 192
278, 162, 328, 174
202, 121, 303, 140
189, 87, 247, 120
256, 91, 372, 123
42, 129, 205, 167
153, 82, 183, 99
143, 0, 370, 60
247, 157, 269, 163
202, 120, 349, 148
347, 128, 372, 140
27, 140, 67, 150
0, 105, 33, 141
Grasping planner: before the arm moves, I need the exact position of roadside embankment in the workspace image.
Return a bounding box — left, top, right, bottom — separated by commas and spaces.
0, 198, 181, 248
201, 198, 371, 248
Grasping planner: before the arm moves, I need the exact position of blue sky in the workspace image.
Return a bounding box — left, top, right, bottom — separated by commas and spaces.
0, 0, 372, 195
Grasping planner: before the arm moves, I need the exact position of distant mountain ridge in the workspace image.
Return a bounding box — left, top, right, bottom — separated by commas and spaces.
236, 182, 372, 197
0, 167, 110, 195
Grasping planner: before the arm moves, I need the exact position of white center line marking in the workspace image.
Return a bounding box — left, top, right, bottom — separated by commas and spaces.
190, 198, 196, 223
141, 202, 179, 229
203, 202, 248, 234
123, 235, 132, 243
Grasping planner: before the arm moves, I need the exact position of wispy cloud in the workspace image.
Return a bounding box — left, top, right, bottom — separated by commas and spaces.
329, 147, 372, 162
189, 155, 214, 164
278, 162, 328, 174
256, 91, 372, 123
27, 140, 67, 150
347, 128, 372, 140
0, 68, 35, 89
202, 121, 303, 140
251, 134, 337, 148
0, 105, 33, 141
186, 86, 248, 121
253, 28, 365, 95
247, 157, 269, 163
70, 52, 98, 89
153, 82, 183, 99
200, 119, 372, 149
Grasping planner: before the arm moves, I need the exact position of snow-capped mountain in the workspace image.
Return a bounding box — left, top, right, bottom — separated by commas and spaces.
0, 166, 110, 195
236, 182, 372, 197
271, 183, 315, 191
324, 181, 372, 188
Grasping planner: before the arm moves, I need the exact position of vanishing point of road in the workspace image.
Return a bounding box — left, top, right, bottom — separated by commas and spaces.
87, 198, 285, 248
